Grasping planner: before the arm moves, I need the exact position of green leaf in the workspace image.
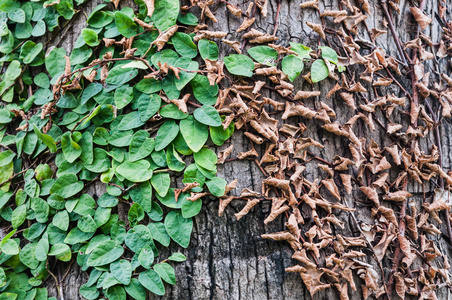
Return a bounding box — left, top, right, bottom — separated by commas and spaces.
106, 285, 126, 300
206, 176, 227, 197
110, 259, 132, 285
1, 238, 19, 255
105, 66, 138, 86
151, 173, 171, 197
210, 118, 234, 146
166, 144, 186, 172
152, 0, 180, 31
193, 148, 217, 171
171, 32, 197, 58
190, 74, 218, 105
8, 8, 25, 23
116, 160, 153, 182
154, 263, 176, 285
0, 150, 14, 167
247, 46, 278, 66
289, 42, 312, 59
124, 225, 152, 253
11, 205, 26, 228
81, 28, 99, 47
180, 115, 208, 152
311, 59, 329, 83
129, 130, 155, 162
319, 46, 338, 65
125, 278, 146, 300
224, 54, 254, 77
181, 195, 201, 218
118, 111, 145, 131
50, 174, 84, 198
61, 132, 82, 163
138, 269, 165, 296
198, 39, 218, 61
147, 223, 170, 247
168, 252, 186, 262
281, 55, 303, 82
155, 120, 179, 151
80, 284, 100, 300
165, 210, 192, 248
114, 85, 134, 110
53, 210, 69, 231
160, 104, 189, 120
114, 11, 137, 38
78, 215, 98, 233
33, 125, 57, 153
20, 41, 43, 64
194, 105, 222, 126
128, 203, 145, 226
87, 240, 124, 267
138, 94, 161, 122
48, 243, 71, 261
138, 244, 154, 269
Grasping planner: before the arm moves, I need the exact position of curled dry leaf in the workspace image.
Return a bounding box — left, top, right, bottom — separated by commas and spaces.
235, 199, 260, 220
152, 25, 178, 50
410, 7, 432, 31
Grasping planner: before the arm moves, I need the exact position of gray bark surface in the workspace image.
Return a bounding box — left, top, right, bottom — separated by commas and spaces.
44, 0, 452, 299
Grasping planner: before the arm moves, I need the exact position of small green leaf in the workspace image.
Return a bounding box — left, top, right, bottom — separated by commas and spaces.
319, 46, 338, 65
224, 54, 254, 77
171, 32, 197, 58
193, 105, 222, 126
281, 55, 303, 82
81, 28, 99, 47
198, 39, 218, 61
168, 252, 187, 262
193, 148, 217, 171
311, 59, 329, 83
289, 42, 312, 59
247, 46, 278, 66
151, 173, 171, 197
190, 74, 218, 105
206, 176, 227, 197
61, 132, 82, 163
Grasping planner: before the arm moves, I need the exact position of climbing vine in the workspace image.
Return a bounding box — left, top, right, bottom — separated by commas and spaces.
2, 0, 449, 299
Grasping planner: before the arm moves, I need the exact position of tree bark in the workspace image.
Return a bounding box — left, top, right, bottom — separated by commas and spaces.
44, 0, 452, 299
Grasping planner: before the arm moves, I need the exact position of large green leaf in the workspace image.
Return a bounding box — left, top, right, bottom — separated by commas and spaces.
129, 130, 155, 162
50, 174, 83, 198
116, 160, 153, 182
164, 210, 192, 248
179, 116, 208, 152
155, 120, 179, 151
138, 269, 165, 295
114, 11, 137, 38
152, 0, 180, 31
193, 105, 222, 126
86, 240, 124, 267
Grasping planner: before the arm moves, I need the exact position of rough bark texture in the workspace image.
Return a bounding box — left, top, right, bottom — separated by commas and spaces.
44, 0, 452, 299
